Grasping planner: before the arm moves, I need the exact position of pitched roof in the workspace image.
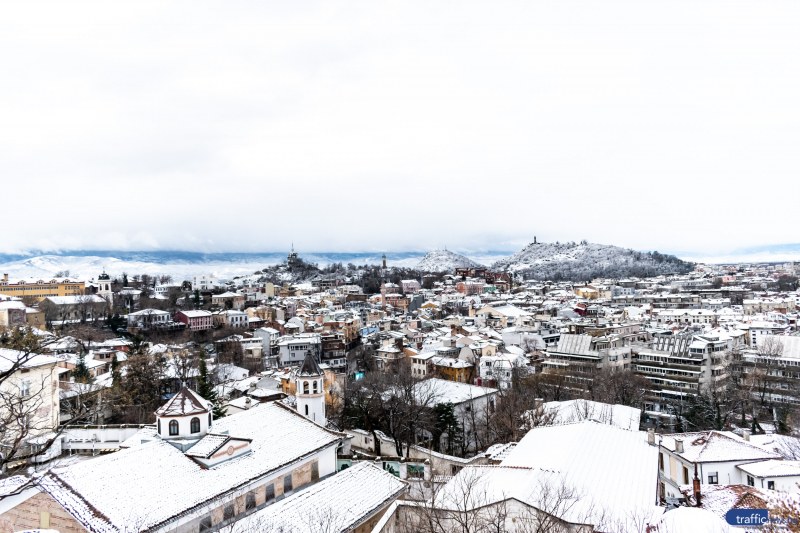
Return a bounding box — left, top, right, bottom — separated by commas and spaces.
500, 420, 659, 529
235, 462, 406, 532
661, 431, 781, 463
155, 386, 210, 417
43, 402, 344, 532
297, 352, 322, 377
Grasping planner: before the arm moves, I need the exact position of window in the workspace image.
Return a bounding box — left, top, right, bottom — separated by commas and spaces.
311, 461, 319, 481
768, 480, 775, 490
303, 381, 309, 394
158, 419, 161, 434
190, 417, 201, 434
20, 379, 31, 398
199, 516, 213, 532
223, 504, 235, 521
169, 420, 179, 436
707, 472, 718, 484
747, 475, 755, 487
682, 466, 689, 484
659, 453, 664, 471
313, 380, 318, 394
408, 464, 425, 479
265, 483, 275, 502
304, 405, 309, 416
284, 474, 293, 494
245, 491, 256, 511
208, 412, 212, 426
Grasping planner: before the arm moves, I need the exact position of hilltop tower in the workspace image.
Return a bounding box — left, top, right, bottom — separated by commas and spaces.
295, 352, 326, 426
287, 243, 301, 270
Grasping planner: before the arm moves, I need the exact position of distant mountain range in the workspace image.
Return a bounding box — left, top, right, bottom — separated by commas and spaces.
492, 241, 694, 281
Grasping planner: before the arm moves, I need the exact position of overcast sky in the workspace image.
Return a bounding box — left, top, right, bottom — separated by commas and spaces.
1, 1, 798, 257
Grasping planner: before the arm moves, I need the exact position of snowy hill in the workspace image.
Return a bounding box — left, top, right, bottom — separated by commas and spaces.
415, 250, 483, 272
492, 241, 693, 281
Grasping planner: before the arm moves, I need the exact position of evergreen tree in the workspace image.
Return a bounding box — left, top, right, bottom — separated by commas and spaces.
110, 353, 122, 387
197, 356, 226, 418
73, 352, 92, 384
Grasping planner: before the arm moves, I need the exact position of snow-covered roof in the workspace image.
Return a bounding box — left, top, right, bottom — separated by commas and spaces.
417, 378, 498, 405
677, 483, 771, 522
500, 420, 659, 529
155, 386, 210, 417
235, 462, 406, 532
648, 506, 731, 533
45, 295, 106, 305
661, 431, 781, 463
538, 399, 641, 431
737, 459, 800, 478
0, 348, 60, 373
43, 402, 344, 531
178, 310, 212, 318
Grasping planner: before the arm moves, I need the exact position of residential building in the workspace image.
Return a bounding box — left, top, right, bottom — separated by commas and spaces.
40, 295, 108, 323
174, 310, 213, 331
126, 308, 173, 330
658, 430, 781, 500
213, 309, 249, 329
633, 334, 734, 425
212, 291, 246, 311
275, 333, 321, 367
0, 348, 62, 465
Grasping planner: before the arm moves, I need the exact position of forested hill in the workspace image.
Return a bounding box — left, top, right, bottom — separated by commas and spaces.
492, 241, 694, 281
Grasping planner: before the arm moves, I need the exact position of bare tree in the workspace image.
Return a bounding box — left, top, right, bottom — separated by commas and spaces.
397, 467, 600, 533
0, 328, 101, 474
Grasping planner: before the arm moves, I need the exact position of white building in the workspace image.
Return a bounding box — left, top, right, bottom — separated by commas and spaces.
193, 274, 220, 291
126, 308, 172, 329
276, 333, 321, 367
658, 430, 782, 500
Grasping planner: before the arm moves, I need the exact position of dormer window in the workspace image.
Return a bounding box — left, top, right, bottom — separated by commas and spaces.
169, 420, 179, 436
191, 417, 201, 434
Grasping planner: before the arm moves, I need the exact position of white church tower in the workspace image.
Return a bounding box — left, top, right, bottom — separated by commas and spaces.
295, 352, 326, 426
97, 271, 113, 307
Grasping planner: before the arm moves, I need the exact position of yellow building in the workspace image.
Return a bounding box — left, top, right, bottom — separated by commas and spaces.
433, 358, 475, 384
0, 274, 85, 302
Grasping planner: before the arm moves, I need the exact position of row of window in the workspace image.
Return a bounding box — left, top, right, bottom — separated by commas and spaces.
158, 416, 206, 435
198, 461, 319, 532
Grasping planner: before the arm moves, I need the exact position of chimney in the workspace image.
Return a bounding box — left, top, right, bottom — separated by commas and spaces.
647, 428, 655, 446
693, 463, 702, 507
675, 439, 684, 454
742, 429, 751, 442
2, 273, 7, 282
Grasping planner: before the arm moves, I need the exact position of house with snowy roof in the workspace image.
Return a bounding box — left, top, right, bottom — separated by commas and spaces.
0, 386, 349, 532
174, 310, 213, 331
376, 419, 661, 532
658, 430, 782, 500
